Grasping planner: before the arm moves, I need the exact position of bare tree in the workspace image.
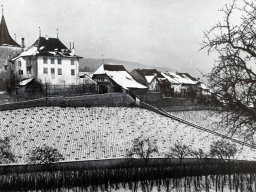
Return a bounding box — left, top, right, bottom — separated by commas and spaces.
165, 142, 191, 165
209, 140, 237, 161
127, 136, 158, 164
29, 145, 64, 164
190, 148, 208, 159
0, 137, 16, 164
201, 0, 256, 141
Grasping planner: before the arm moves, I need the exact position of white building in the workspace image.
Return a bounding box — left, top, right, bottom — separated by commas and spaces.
11, 37, 82, 85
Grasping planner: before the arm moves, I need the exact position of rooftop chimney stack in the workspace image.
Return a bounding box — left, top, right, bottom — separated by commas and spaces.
21, 38, 25, 50
71, 42, 75, 56
69, 42, 71, 50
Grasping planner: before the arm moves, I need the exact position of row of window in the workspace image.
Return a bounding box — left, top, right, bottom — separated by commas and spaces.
43, 68, 75, 76
43, 58, 75, 65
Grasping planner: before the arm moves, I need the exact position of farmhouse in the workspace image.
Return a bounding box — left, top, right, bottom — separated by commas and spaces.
11, 37, 82, 85
130, 69, 168, 92
161, 72, 182, 94
92, 64, 147, 94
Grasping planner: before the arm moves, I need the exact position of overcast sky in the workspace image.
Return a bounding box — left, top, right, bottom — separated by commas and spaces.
2, 0, 233, 75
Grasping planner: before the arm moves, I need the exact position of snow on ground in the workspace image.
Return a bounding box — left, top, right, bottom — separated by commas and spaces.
0, 107, 255, 164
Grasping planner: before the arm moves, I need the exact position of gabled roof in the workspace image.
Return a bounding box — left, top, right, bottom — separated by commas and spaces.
0, 15, 20, 47
93, 64, 147, 90
12, 37, 82, 60
162, 72, 181, 85
135, 69, 164, 78
177, 73, 199, 82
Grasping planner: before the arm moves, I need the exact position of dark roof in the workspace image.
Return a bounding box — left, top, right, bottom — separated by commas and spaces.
12, 36, 83, 59
177, 73, 198, 82
33, 37, 68, 51
135, 69, 164, 78
32, 37, 73, 57
104, 64, 127, 71
0, 15, 20, 47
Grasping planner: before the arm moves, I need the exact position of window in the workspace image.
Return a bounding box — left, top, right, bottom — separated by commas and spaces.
58, 68, 62, 75
27, 67, 32, 74
18, 70, 23, 75
51, 68, 55, 75
43, 68, 48, 74
71, 59, 74, 65
26, 58, 30, 65
43, 58, 47, 64
18, 61, 22, 68
58, 59, 62, 64
51, 58, 55, 64
71, 69, 75, 76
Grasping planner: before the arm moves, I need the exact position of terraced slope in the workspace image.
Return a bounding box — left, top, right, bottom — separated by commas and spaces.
0, 107, 255, 164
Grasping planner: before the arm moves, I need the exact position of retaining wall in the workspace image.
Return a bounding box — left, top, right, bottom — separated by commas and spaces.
0, 93, 135, 111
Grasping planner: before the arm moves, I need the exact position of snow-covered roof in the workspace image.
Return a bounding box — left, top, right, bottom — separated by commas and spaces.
12, 37, 82, 61
162, 73, 181, 84
163, 72, 198, 85
176, 73, 199, 85
200, 83, 209, 90
94, 64, 147, 90
145, 75, 156, 84
18, 78, 33, 86
79, 73, 97, 85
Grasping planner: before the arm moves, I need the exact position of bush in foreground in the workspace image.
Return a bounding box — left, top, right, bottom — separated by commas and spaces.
29, 146, 64, 164
210, 140, 237, 161
165, 142, 191, 165
127, 136, 158, 164
0, 137, 16, 164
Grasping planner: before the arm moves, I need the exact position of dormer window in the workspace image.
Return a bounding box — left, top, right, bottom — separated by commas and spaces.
43, 58, 47, 64
51, 58, 55, 64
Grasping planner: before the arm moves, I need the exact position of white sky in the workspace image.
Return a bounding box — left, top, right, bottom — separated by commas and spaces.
2, 0, 233, 75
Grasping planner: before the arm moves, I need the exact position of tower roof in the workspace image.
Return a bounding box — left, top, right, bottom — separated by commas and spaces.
0, 15, 20, 47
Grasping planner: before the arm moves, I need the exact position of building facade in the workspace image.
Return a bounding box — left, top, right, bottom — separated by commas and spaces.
12, 37, 82, 85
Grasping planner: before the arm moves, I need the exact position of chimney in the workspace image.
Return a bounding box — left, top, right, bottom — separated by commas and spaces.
69, 42, 71, 50
71, 42, 75, 56
21, 38, 25, 50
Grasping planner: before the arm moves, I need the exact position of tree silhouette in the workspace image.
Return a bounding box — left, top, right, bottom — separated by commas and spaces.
202, 0, 256, 141
29, 145, 64, 164
127, 136, 158, 164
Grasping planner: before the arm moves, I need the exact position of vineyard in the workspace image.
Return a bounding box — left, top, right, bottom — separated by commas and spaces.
0, 107, 255, 164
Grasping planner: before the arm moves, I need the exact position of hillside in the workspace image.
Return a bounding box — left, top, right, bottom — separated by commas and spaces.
0, 107, 255, 164
79, 58, 174, 73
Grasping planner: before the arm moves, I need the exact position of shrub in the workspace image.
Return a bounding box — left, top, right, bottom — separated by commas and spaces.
165, 142, 191, 165
190, 148, 208, 159
209, 140, 237, 161
29, 146, 64, 164
127, 136, 158, 164
0, 137, 16, 164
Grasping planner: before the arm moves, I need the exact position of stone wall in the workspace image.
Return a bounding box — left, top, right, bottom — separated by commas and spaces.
0, 93, 135, 111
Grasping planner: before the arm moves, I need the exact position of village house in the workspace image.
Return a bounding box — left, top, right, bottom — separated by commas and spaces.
92, 64, 147, 94
11, 36, 82, 86
130, 69, 168, 93
161, 72, 182, 94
